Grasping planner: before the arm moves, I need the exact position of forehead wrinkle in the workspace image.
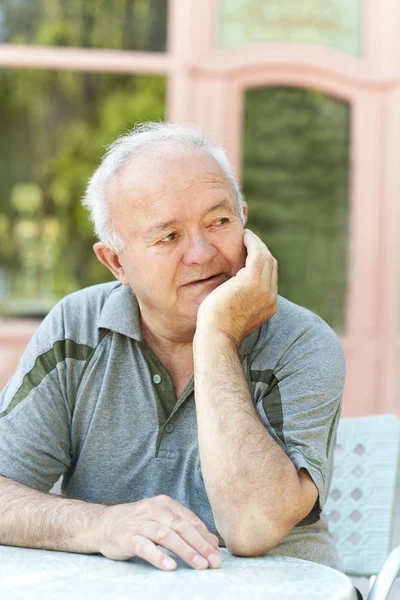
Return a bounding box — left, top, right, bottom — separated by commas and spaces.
149, 169, 235, 216
137, 172, 232, 217
177, 176, 229, 195
148, 144, 234, 198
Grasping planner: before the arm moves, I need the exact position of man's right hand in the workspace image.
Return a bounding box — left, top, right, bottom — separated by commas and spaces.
96, 494, 222, 571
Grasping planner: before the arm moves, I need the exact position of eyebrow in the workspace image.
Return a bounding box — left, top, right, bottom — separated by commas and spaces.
144, 200, 235, 239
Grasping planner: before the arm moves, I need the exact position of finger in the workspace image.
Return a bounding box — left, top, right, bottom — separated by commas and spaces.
134, 521, 212, 570
244, 229, 274, 260
261, 253, 278, 288
244, 230, 275, 277
162, 497, 220, 552
183, 516, 220, 551
168, 515, 222, 568
243, 231, 265, 274
130, 535, 177, 571
245, 230, 276, 283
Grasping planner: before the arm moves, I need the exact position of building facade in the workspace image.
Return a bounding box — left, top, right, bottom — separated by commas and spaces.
0, 0, 399, 416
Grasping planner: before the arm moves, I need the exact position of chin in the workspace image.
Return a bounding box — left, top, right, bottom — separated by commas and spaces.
185, 300, 205, 323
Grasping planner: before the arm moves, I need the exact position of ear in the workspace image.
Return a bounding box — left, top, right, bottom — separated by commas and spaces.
93, 242, 129, 285
242, 202, 248, 225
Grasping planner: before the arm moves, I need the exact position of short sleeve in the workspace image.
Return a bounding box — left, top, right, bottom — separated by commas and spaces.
0, 301, 91, 492
251, 315, 346, 526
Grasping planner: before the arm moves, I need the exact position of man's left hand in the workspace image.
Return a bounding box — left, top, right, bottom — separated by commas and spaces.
196, 229, 278, 346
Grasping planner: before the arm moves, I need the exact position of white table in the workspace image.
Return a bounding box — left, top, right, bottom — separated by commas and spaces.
0, 546, 357, 600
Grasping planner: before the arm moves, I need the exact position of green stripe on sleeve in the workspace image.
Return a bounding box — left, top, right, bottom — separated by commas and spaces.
251, 369, 285, 446
0, 339, 93, 419
287, 444, 325, 482
326, 402, 341, 458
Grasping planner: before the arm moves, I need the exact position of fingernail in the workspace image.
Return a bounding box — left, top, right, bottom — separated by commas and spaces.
193, 554, 209, 569
208, 553, 222, 568
162, 557, 176, 570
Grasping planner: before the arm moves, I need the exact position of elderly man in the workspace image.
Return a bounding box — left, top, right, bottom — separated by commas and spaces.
0, 122, 345, 573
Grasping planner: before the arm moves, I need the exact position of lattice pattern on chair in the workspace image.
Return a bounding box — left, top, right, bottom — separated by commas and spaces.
323, 414, 400, 578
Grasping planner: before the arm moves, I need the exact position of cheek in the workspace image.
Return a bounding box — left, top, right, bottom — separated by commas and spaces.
145, 255, 180, 293
221, 234, 246, 267
121, 258, 153, 292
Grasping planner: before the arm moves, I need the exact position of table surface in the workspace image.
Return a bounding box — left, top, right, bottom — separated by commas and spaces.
0, 546, 357, 600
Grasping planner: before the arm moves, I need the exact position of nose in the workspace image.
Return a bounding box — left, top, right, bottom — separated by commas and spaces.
182, 231, 218, 266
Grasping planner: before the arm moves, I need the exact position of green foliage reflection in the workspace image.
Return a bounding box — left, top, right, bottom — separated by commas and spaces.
243, 86, 349, 333
0, 0, 168, 51
0, 69, 166, 316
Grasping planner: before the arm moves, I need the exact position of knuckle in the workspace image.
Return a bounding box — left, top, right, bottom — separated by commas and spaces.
156, 494, 170, 504
194, 522, 209, 537
135, 499, 150, 516
156, 525, 171, 542
200, 540, 214, 554
265, 255, 275, 267
132, 535, 148, 555
172, 517, 188, 534
189, 516, 204, 528
254, 255, 265, 270
194, 523, 207, 535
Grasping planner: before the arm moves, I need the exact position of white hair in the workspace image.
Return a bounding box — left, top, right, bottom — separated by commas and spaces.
81, 121, 245, 253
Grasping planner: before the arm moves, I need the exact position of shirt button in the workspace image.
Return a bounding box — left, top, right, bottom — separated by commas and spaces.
153, 374, 161, 384
165, 423, 174, 433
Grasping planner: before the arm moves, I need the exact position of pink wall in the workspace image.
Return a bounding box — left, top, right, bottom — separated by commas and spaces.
0, 321, 40, 391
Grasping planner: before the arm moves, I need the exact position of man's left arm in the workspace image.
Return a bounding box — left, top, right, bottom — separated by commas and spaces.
193, 330, 319, 556
193, 230, 340, 556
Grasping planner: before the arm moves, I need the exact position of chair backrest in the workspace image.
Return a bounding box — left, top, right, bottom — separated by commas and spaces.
323, 414, 400, 577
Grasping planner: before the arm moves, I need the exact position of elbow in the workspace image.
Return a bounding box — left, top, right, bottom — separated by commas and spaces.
216, 472, 318, 556
221, 517, 291, 558
225, 538, 274, 558
224, 531, 282, 557
223, 505, 315, 556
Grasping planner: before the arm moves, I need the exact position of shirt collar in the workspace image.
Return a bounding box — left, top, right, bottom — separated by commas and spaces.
98, 283, 143, 341
98, 281, 264, 355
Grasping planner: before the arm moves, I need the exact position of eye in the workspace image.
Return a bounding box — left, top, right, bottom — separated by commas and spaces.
159, 232, 178, 243
213, 217, 230, 226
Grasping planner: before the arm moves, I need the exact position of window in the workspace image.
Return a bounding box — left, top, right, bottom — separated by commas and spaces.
243, 86, 350, 333
0, 0, 168, 317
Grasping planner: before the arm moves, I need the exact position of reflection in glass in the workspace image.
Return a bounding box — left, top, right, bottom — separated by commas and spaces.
0, 0, 168, 52
243, 86, 350, 333
0, 69, 166, 317
219, 0, 362, 56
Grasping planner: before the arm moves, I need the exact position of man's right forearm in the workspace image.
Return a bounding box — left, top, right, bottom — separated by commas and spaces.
0, 475, 106, 554
0, 476, 223, 571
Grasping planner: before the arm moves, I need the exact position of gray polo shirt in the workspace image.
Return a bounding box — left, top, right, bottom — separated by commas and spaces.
0, 281, 345, 569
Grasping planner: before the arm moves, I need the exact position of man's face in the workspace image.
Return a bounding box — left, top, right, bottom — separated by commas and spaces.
107, 146, 247, 330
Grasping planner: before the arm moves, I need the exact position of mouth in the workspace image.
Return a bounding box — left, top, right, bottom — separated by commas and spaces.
183, 273, 226, 286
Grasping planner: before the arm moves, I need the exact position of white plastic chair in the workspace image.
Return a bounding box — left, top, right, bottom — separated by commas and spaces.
323, 414, 400, 600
